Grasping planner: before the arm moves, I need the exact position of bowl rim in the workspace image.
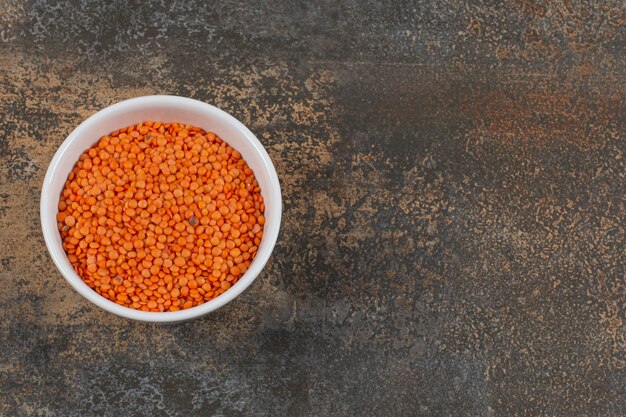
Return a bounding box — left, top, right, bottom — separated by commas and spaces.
40, 95, 282, 322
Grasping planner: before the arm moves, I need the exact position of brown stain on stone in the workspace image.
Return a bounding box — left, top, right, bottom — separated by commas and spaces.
461, 87, 622, 148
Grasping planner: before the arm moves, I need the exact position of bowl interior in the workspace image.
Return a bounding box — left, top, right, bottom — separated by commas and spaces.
41, 96, 281, 322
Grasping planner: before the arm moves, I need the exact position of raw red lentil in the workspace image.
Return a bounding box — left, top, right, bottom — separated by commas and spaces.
57, 121, 264, 312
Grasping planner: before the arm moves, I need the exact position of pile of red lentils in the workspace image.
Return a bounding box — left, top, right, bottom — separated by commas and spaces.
56, 121, 265, 312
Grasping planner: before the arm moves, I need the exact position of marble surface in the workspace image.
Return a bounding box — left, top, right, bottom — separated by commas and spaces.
0, 1, 624, 416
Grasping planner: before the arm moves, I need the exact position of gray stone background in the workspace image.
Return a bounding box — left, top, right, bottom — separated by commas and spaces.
0, 1, 624, 416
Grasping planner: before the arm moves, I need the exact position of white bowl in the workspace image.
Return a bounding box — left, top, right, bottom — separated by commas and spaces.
40, 96, 282, 322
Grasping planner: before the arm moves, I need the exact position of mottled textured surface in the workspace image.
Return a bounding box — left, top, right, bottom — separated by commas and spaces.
0, 1, 625, 416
